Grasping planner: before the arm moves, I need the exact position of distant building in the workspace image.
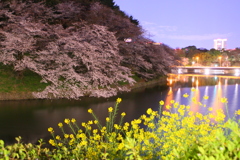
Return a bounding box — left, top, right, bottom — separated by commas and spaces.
214, 39, 227, 50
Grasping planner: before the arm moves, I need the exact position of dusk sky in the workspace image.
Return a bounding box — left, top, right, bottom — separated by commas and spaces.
114, 0, 240, 50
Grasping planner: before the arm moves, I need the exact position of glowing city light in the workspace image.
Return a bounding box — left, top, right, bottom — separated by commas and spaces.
204, 69, 210, 75
235, 69, 240, 76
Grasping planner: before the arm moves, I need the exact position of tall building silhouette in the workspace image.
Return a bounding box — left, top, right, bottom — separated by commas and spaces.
214, 39, 227, 50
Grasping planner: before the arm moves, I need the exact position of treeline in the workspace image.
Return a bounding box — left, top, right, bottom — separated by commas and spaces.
176, 45, 240, 66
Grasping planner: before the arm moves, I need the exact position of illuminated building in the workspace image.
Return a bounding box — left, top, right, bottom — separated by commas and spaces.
214, 39, 227, 50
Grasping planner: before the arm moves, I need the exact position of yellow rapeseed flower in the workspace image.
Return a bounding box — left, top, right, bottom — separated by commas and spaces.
235, 110, 240, 115
71, 118, 76, 123
93, 129, 98, 134
178, 108, 185, 116
108, 107, 113, 112
64, 119, 70, 124
221, 97, 228, 103
48, 127, 54, 133
196, 112, 203, 120
208, 107, 213, 111
64, 134, 69, 139
192, 97, 197, 104
49, 139, 55, 146
173, 102, 179, 108
88, 120, 93, 125
170, 100, 175, 104
117, 134, 123, 141
203, 95, 209, 100
215, 109, 225, 122
162, 111, 170, 116
58, 123, 63, 128
80, 140, 87, 146
123, 125, 128, 131
159, 100, 164, 105
56, 135, 61, 140
147, 108, 153, 115
94, 134, 101, 141
106, 117, 110, 122
118, 143, 124, 150
114, 124, 120, 129
94, 120, 98, 124
148, 123, 155, 129
88, 108, 93, 114
136, 119, 142, 124
116, 98, 122, 104
166, 105, 171, 110
208, 113, 214, 119
191, 87, 196, 92
152, 111, 157, 116
70, 134, 75, 139
141, 114, 147, 120
188, 111, 194, 116
183, 93, 189, 98
121, 112, 126, 117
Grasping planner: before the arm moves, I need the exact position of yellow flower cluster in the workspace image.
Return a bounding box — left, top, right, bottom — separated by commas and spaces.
46, 97, 240, 159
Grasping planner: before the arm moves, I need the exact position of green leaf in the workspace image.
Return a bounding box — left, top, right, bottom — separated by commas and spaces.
198, 146, 205, 155
227, 141, 235, 152
208, 156, 216, 160
0, 140, 4, 147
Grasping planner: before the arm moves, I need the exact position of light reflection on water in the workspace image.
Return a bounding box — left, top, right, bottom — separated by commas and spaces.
166, 74, 240, 118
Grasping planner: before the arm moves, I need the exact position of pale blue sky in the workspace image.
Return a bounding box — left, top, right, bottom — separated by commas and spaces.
114, 0, 240, 49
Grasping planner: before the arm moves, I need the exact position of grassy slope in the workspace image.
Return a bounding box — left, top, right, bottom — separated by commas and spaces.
0, 64, 48, 93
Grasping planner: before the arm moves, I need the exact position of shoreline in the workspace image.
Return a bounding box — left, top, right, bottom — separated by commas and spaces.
0, 77, 167, 101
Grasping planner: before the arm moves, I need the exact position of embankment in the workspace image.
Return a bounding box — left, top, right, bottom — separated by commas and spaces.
0, 77, 167, 101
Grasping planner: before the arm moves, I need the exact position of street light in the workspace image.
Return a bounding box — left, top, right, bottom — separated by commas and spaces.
196, 57, 199, 66
218, 56, 222, 67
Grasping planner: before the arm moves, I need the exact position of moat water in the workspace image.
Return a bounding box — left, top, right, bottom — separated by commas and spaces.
0, 74, 240, 144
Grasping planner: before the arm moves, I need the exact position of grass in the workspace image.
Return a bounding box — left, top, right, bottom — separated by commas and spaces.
0, 64, 48, 93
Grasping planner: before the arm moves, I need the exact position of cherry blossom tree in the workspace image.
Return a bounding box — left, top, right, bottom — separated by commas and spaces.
119, 40, 180, 80
0, 1, 134, 99
0, 0, 180, 99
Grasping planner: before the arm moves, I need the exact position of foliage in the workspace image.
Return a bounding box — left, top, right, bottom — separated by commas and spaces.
228, 48, 240, 64
182, 46, 201, 58
193, 52, 216, 66
0, 137, 49, 159
208, 48, 222, 56
179, 47, 226, 66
